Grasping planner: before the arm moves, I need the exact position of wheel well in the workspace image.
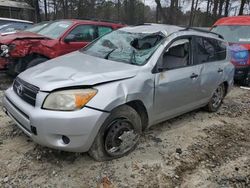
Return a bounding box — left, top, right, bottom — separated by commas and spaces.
223, 81, 229, 96
126, 100, 149, 131
29, 53, 49, 61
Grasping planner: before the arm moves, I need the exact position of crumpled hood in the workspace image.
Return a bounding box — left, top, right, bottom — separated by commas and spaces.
18, 51, 139, 91
0, 31, 49, 44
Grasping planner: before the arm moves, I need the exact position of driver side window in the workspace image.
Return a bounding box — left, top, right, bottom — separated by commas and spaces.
160, 38, 191, 70
65, 25, 97, 42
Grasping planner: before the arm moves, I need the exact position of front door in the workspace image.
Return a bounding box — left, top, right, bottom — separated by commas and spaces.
154, 37, 203, 122
59, 25, 98, 56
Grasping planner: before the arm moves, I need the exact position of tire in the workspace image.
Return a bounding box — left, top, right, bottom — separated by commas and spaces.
241, 75, 250, 87
206, 84, 225, 112
26, 57, 48, 69
88, 105, 142, 161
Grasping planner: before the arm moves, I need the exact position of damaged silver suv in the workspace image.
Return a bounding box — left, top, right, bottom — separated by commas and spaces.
3, 24, 234, 161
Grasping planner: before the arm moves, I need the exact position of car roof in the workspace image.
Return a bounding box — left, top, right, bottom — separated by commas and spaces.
213, 16, 250, 26
120, 23, 182, 36
120, 23, 223, 40
0, 17, 33, 24
54, 19, 124, 27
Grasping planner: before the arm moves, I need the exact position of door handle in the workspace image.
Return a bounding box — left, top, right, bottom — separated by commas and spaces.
190, 73, 199, 79
218, 68, 223, 73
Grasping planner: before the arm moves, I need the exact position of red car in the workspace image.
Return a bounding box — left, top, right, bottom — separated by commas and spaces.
0, 19, 124, 75
211, 16, 250, 85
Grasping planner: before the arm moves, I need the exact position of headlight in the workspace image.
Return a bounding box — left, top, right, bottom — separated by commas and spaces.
1, 44, 8, 51
0, 44, 9, 57
43, 89, 97, 111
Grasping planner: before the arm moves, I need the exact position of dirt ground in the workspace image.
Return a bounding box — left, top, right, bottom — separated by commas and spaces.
0, 73, 249, 188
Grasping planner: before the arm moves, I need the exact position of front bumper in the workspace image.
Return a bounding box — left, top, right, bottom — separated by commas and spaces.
3, 87, 109, 152
234, 66, 250, 81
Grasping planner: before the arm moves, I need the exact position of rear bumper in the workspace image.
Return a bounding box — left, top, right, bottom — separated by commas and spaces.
234, 66, 250, 81
3, 87, 110, 152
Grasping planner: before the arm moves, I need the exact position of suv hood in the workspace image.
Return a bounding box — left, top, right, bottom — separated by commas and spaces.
19, 51, 139, 91
0, 31, 49, 44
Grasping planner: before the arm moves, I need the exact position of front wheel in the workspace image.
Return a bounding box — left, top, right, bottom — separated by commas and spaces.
206, 84, 225, 112
26, 57, 48, 69
88, 105, 142, 161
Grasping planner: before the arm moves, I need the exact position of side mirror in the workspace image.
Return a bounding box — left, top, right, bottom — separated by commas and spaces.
64, 34, 76, 43
64, 38, 72, 43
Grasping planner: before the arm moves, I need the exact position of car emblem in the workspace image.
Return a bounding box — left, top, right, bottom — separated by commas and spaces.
16, 84, 23, 96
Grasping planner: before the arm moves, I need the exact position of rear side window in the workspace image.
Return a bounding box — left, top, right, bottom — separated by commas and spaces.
98, 26, 112, 37
195, 37, 226, 64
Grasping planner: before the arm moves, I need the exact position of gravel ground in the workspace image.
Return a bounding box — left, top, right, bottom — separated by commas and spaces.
0, 73, 249, 188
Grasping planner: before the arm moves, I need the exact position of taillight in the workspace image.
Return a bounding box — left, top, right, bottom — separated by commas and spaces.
248, 55, 250, 65
231, 50, 249, 66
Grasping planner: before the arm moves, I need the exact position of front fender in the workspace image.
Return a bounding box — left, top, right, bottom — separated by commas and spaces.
86, 72, 155, 123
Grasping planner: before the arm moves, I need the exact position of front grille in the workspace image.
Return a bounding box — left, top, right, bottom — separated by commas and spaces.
13, 77, 39, 106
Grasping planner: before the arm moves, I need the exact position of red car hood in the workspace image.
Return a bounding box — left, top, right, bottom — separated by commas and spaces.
0, 31, 49, 44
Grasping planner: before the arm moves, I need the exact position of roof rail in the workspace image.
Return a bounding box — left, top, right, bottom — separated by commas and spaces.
180, 26, 224, 39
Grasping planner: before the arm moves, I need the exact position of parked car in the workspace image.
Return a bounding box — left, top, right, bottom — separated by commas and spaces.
3, 24, 234, 161
0, 19, 124, 74
211, 16, 250, 85
0, 17, 33, 34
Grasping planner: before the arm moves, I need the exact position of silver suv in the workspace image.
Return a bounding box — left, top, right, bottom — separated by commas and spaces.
3, 24, 234, 161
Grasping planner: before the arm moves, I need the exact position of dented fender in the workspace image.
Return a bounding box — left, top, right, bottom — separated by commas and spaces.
9, 39, 58, 59
86, 68, 156, 124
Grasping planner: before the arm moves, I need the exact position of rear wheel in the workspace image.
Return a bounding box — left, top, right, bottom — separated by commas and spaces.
206, 84, 225, 112
88, 105, 142, 161
241, 75, 250, 86
26, 57, 48, 69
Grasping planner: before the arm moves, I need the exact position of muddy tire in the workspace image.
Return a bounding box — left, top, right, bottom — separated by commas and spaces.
88, 105, 142, 161
26, 57, 48, 69
206, 84, 225, 112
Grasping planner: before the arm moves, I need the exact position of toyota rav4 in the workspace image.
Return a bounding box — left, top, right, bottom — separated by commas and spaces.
3, 24, 234, 161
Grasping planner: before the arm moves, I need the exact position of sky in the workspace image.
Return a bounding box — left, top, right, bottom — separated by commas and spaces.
143, 0, 249, 15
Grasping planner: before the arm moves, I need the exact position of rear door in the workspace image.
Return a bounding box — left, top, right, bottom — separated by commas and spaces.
194, 36, 227, 100
153, 36, 203, 122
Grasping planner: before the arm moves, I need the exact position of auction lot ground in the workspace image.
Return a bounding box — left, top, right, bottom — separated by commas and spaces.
0, 73, 249, 188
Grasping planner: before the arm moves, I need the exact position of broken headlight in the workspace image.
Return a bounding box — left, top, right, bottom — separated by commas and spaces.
0, 44, 9, 57
0, 44, 15, 57
42, 89, 97, 111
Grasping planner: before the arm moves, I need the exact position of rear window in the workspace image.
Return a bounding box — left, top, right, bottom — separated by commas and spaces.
195, 37, 227, 63
211, 25, 250, 44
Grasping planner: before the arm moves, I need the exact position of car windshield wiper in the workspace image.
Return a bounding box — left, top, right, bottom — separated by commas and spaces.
104, 48, 117, 60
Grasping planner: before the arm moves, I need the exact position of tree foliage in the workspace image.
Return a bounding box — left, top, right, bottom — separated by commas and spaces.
19, 0, 250, 26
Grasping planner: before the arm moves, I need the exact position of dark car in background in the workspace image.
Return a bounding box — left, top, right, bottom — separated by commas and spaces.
0, 19, 124, 75
211, 16, 250, 85
0, 17, 33, 34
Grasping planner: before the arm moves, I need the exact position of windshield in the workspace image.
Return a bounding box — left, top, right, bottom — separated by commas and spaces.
25, 21, 73, 39
81, 30, 164, 65
211, 25, 250, 44
25, 21, 49, 33
36, 21, 73, 39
